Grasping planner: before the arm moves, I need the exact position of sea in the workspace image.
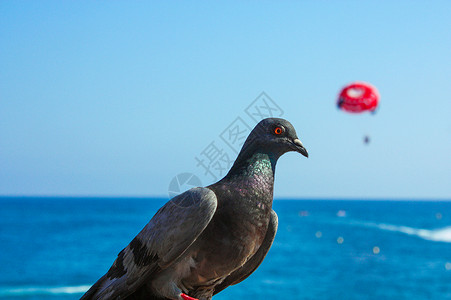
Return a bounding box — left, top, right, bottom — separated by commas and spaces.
1, 197, 451, 299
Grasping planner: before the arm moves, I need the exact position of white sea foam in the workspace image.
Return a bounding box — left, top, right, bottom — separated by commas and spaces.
0, 285, 90, 296
363, 222, 451, 243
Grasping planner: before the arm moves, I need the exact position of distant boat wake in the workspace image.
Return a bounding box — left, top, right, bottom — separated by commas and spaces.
361, 222, 451, 243
0, 285, 90, 297
324, 211, 451, 243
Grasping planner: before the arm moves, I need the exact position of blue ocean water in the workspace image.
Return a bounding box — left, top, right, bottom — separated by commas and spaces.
1, 197, 451, 299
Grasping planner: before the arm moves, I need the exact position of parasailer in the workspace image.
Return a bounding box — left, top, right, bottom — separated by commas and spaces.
337, 82, 380, 145
337, 82, 379, 114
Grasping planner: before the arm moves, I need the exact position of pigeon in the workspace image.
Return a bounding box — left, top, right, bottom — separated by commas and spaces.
81, 117, 308, 300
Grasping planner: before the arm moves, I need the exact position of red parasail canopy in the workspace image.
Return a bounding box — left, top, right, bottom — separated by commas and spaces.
337, 82, 379, 113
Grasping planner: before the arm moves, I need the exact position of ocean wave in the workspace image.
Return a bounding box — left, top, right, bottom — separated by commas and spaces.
0, 285, 90, 297
363, 222, 451, 243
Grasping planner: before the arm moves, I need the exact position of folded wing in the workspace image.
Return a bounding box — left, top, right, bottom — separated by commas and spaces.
81, 187, 218, 300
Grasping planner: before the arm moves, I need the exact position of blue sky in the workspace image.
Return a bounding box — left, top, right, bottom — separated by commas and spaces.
1, 1, 450, 199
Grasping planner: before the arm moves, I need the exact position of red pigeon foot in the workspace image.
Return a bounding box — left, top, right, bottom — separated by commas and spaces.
181, 293, 199, 300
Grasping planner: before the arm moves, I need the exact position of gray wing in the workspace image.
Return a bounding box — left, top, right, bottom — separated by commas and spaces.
81, 187, 218, 300
213, 209, 278, 295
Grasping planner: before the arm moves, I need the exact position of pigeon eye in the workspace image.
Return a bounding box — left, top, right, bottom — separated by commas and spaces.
274, 126, 284, 135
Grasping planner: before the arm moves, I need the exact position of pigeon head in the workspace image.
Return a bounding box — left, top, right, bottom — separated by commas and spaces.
242, 118, 308, 159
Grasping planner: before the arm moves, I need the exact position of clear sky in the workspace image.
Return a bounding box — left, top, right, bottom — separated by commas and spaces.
1, 1, 450, 199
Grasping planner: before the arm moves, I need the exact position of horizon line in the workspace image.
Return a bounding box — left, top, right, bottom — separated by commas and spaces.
0, 195, 450, 202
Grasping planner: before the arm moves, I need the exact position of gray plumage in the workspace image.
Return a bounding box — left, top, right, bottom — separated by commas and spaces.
81, 118, 308, 300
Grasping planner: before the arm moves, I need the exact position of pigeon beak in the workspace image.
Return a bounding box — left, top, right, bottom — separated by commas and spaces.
292, 138, 308, 158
